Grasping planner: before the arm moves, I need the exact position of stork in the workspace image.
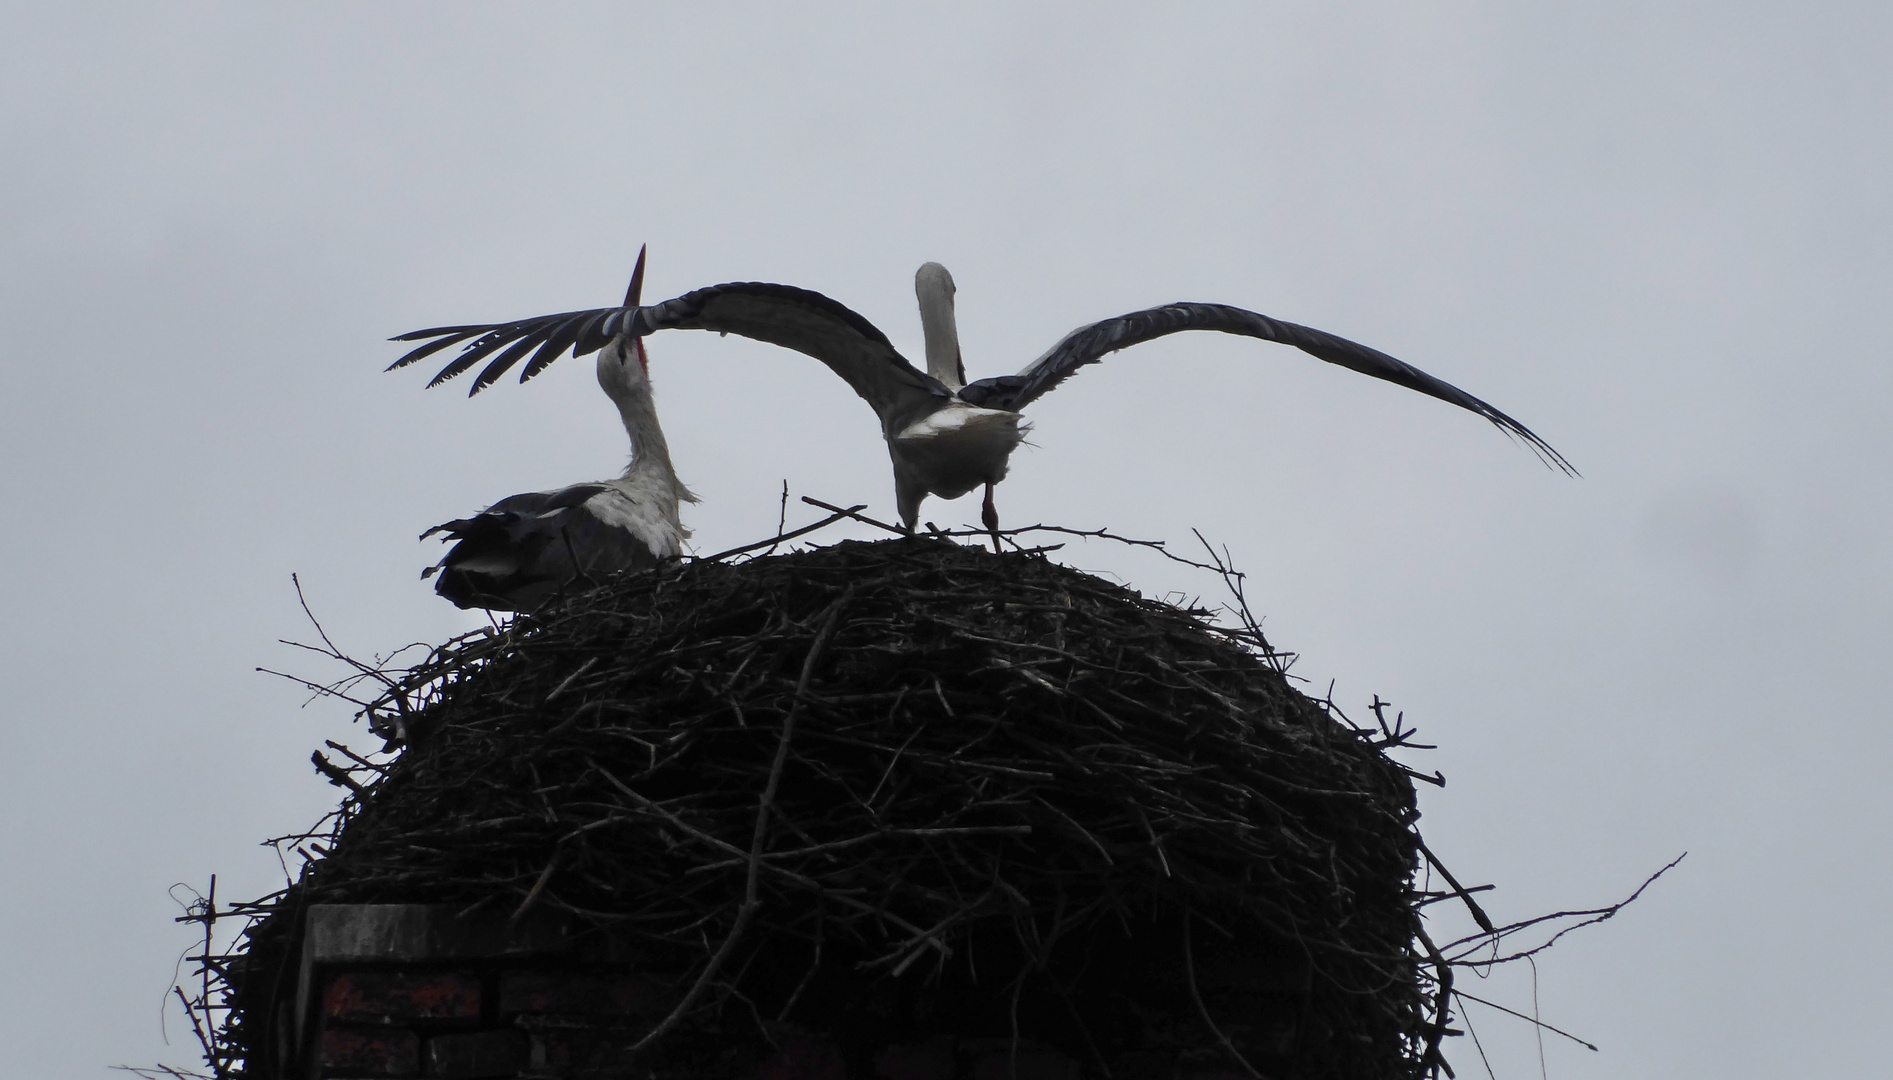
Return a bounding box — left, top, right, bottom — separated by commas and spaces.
391, 260, 1573, 549
415, 246, 696, 610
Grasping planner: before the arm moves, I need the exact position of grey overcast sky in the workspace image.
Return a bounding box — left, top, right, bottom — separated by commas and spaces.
2, 3, 1886, 1077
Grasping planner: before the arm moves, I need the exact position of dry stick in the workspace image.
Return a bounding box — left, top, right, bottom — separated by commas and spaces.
172, 985, 216, 1068
201, 874, 215, 1066
1443, 854, 1685, 961
799, 496, 907, 536
1419, 841, 1495, 934
112, 1064, 214, 1080
1416, 884, 1496, 910
774, 895, 824, 1022
287, 574, 418, 725
256, 665, 379, 710
762, 480, 792, 558
871, 895, 990, 974
1450, 988, 1598, 1052
629, 587, 854, 1055
862, 708, 921, 811
1416, 924, 1458, 1080
1181, 912, 1262, 1080
698, 504, 868, 562
309, 751, 368, 797
1035, 797, 1116, 866
510, 849, 562, 924
1456, 999, 1501, 1080
267, 637, 428, 729
934, 519, 1228, 574
322, 740, 389, 776
545, 657, 600, 702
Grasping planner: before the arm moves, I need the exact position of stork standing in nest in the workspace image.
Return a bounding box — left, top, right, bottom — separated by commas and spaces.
392, 258, 1573, 551
418, 247, 696, 610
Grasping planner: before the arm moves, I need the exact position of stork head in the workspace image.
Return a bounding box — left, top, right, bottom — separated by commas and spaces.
914, 261, 965, 387
596, 334, 650, 399
597, 244, 653, 398
915, 261, 956, 302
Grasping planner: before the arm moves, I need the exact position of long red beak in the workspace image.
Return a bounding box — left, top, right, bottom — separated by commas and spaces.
623, 243, 648, 308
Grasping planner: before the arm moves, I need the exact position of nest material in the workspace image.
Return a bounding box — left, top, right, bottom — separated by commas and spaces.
233, 537, 1431, 1078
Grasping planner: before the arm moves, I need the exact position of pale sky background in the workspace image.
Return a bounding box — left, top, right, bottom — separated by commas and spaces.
2, 4, 1887, 1078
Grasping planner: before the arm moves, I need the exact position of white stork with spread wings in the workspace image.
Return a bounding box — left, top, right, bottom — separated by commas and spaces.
391, 260, 1572, 548
417, 247, 696, 610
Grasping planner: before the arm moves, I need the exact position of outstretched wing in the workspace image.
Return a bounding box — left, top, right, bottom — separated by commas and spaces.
390, 281, 952, 430
388, 308, 632, 394
956, 302, 1575, 474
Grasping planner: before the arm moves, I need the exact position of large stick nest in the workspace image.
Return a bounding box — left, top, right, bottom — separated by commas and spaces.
231, 536, 1437, 1078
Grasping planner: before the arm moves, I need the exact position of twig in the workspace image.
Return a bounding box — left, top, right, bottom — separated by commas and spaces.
1451, 988, 1598, 1051
511, 850, 562, 924
774, 896, 823, 1022
1419, 841, 1495, 934
1445, 855, 1685, 961
289, 575, 406, 701
799, 496, 906, 536
545, 657, 600, 702
1416, 924, 1457, 1079
1182, 912, 1261, 1079
322, 740, 389, 777
309, 751, 368, 797
766, 480, 791, 557
699, 503, 869, 562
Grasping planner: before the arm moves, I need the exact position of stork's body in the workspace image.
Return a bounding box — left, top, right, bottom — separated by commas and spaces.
392, 258, 1572, 545
421, 250, 695, 610
889, 402, 1024, 530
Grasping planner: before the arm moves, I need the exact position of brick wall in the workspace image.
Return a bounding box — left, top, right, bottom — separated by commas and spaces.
296, 904, 668, 1078
292, 904, 1301, 1080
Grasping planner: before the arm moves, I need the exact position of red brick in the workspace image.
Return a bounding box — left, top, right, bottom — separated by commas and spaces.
757, 1033, 847, 1080
498, 969, 666, 1016
319, 1025, 420, 1076
323, 970, 482, 1023
427, 1029, 528, 1078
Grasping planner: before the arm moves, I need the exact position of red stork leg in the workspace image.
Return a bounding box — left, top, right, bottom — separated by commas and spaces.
982, 483, 1002, 554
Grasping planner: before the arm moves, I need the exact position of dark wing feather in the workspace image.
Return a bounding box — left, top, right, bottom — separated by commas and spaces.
488, 484, 614, 515
390, 308, 616, 392
424, 327, 529, 388
385, 327, 488, 371
468, 323, 561, 394
518, 315, 589, 383
394, 280, 950, 429
638, 281, 949, 431
958, 302, 1575, 474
